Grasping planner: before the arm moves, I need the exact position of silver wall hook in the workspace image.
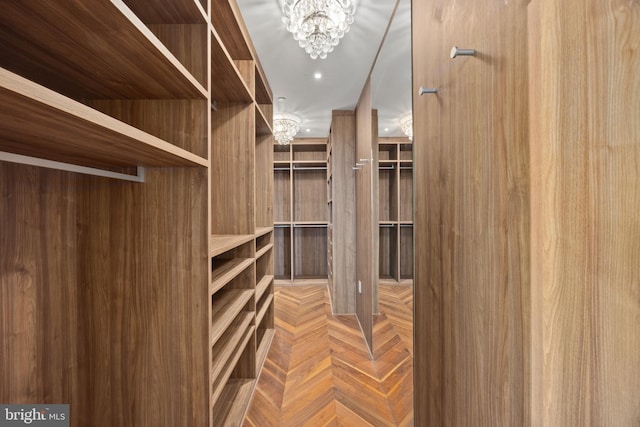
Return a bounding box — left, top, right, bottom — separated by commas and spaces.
419, 87, 438, 95
450, 46, 476, 58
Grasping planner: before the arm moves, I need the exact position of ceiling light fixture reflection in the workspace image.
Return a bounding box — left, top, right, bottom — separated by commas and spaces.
282, 0, 356, 59
273, 113, 301, 145
400, 114, 413, 141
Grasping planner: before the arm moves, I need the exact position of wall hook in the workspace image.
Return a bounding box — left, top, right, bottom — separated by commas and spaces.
419, 87, 438, 95
450, 46, 475, 58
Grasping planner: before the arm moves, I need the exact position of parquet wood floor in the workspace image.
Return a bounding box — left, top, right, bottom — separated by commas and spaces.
244, 284, 414, 427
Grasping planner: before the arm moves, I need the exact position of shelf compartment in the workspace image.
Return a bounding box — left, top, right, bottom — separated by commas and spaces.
379, 166, 398, 222
399, 143, 413, 161
255, 105, 273, 136
256, 275, 274, 302
210, 325, 255, 412
0, 68, 207, 170
400, 168, 413, 222
211, 289, 254, 347
274, 225, 292, 280
400, 224, 414, 280
210, 234, 254, 258
274, 169, 291, 222
293, 169, 328, 222
379, 143, 398, 161
211, 378, 255, 427
256, 294, 274, 326
379, 224, 399, 281
293, 226, 328, 279
292, 144, 326, 162
274, 145, 291, 162
210, 28, 253, 103
0, 1, 206, 100
209, 0, 253, 60
211, 258, 254, 295
211, 311, 254, 384
255, 64, 273, 105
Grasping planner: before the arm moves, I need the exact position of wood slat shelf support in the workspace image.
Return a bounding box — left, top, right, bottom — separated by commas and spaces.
255, 243, 273, 260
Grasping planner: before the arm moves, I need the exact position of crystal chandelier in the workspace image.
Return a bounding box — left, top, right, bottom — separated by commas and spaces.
400, 114, 413, 141
282, 0, 356, 59
273, 114, 301, 145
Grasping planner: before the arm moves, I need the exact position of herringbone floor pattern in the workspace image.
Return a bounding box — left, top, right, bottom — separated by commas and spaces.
244, 284, 413, 427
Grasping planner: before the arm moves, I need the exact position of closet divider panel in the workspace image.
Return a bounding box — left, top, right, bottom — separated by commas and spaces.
76, 167, 210, 426
0, 164, 80, 416
413, 0, 531, 425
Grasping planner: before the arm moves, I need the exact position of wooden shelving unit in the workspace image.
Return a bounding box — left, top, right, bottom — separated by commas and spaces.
378, 137, 413, 284
273, 139, 329, 284
0, 1, 274, 426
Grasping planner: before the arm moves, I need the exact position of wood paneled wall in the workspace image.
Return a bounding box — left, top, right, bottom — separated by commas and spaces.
413, 0, 640, 425
529, 0, 640, 424
412, 0, 531, 425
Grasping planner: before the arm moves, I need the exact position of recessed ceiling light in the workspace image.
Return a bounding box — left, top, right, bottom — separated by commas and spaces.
384, 128, 390, 132
314, 72, 322, 80
306, 128, 311, 133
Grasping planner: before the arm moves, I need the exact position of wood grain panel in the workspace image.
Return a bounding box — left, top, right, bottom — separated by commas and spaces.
355, 78, 375, 350
529, 0, 640, 425
124, 0, 207, 24
211, 103, 255, 235
328, 111, 357, 314
76, 167, 209, 426
413, 0, 531, 425
273, 170, 291, 222
0, 163, 79, 418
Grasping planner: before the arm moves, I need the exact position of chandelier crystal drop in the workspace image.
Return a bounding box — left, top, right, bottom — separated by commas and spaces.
273, 114, 301, 145
400, 115, 413, 141
282, 0, 356, 59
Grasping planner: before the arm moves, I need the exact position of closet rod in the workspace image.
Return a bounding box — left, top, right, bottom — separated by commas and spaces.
0, 151, 145, 182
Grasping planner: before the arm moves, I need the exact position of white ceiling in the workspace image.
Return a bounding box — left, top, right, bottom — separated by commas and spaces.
236, 0, 412, 138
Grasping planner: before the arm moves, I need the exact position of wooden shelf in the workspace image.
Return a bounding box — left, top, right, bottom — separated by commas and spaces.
0, 1, 206, 100
210, 27, 253, 103
211, 258, 254, 295
211, 289, 254, 347
256, 329, 275, 369
211, 311, 254, 383
210, 234, 255, 258
0, 68, 207, 169
211, 326, 255, 409
211, 379, 256, 427
254, 66, 273, 105
256, 275, 274, 302
256, 294, 274, 326
124, 0, 207, 24
255, 243, 273, 260
255, 227, 273, 238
